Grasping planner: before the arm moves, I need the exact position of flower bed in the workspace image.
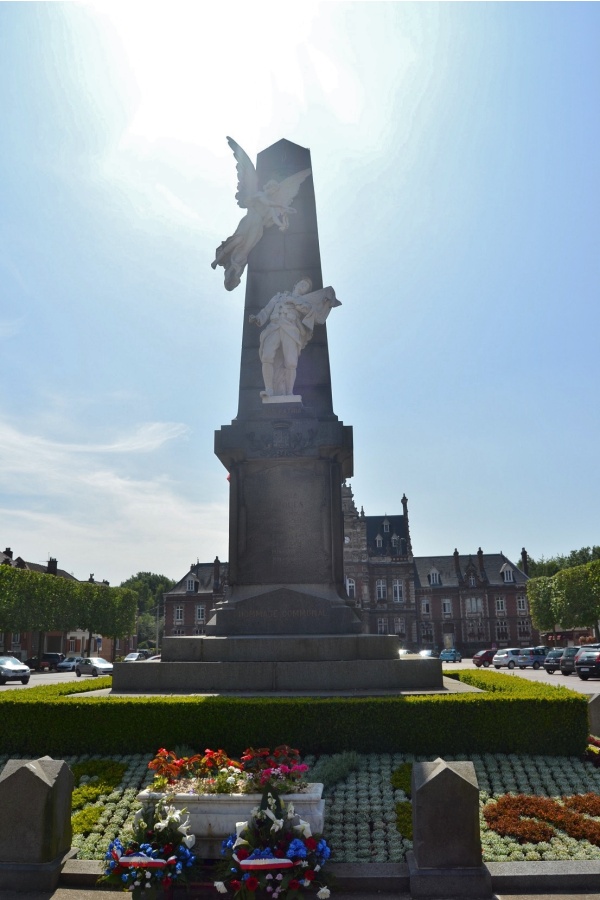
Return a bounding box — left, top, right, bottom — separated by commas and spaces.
4, 748, 600, 864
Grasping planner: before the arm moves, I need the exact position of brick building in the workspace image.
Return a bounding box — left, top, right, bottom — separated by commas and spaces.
162, 488, 538, 655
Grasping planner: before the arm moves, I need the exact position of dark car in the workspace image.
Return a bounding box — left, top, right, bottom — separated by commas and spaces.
473, 649, 496, 668
26, 652, 65, 671
575, 646, 600, 681
543, 649, 564, 674
559, 646, 581, 676
517, 647, 550, 670
25, 656, 50, 671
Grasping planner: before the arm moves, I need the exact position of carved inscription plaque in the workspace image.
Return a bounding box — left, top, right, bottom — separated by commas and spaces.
240, 461, 331, 584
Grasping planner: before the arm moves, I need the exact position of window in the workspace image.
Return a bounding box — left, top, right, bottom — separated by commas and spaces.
394, 617, 405, 635
195, 604, 205, 624
517, 594, 528, 614
465, 597, 483, 615
175, 605, 184, 623
495, 619, 509, 639
429, 571, 440, 585
468, 574, 476, 587
383, 520, 390, 533
421, 598, 431, 616
503, 568, 514, 583
375, 535, 383, 548
193, 627, 203, 635
377, 618, 388, 635
186, 578, 195, 592
11, 632, 20, 646
391, 535, 399, 550
442, 599, 452, 618
346, 578, 356, 599
68, 638, 75, 652
421, 622, 433, 640
495, 596, 506, 614
392, 579, 403, 602
518, 617, 531, 635
172, 628, 185, 635
376, 579, 387, 600
116, 639, 121, 651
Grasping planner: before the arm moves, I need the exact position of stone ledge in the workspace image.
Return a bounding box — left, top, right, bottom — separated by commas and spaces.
59, 858, 600, 894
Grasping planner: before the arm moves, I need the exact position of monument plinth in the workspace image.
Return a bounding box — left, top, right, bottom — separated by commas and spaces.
112, 137, 442, 694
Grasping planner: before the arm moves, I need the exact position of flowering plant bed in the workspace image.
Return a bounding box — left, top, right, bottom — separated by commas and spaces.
99, 797, 197, 896
147, 745, 309, 796
214, 791, 331, 899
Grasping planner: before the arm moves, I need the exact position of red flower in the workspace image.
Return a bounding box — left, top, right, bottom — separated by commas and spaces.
305, 837, 317, 851
246, 875, 259, 891
231, 880, 241, 890
289, 880, 300, 890
274, 848, 284, 857
163, 843, 174, 855
236, 847, 250, 860
304, 870, 315, 881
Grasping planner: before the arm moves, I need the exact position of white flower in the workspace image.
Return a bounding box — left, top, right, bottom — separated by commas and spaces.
214, 881, 228, 894
317, 889, 331, 899
227, 776, 236, 784
286, 803, 295, 819
182, 834, 196, 848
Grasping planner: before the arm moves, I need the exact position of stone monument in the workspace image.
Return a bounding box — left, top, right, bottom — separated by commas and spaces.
112, 137, 442, 693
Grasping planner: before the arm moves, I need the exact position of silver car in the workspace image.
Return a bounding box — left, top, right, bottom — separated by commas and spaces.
492, 648, 521, 670
75, 657, 113, 677
57, 656, 82, 672
0, 656, 31, 685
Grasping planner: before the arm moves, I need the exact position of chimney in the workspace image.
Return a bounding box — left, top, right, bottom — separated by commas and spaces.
453, 549, 462, 581
521, 547, 529, 576
47, 557, 58, 576
401, 494, 413, 556
3, 548, 12, 559
213, 556, 221, 591
477, 548, 488, 582
88, 574, 95, 583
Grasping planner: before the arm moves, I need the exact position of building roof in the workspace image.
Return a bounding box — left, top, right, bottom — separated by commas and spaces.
364, 514, 410, 556
1, 548, 78, 581
413, 552, 527, 589
167, 561, 228, 597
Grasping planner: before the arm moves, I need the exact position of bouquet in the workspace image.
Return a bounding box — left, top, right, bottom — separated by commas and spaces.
214, 791, 331, 899
100, 798, 197, 895
239, 745, 309, 795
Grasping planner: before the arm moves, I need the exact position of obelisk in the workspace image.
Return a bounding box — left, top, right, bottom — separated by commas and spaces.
211, 139, 360, 635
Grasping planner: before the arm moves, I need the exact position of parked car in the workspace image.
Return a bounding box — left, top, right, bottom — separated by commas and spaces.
123, 652, 148, 662
0, 656, 31, 685
492, 648, 521, 669
575, 646, 600, 681
517, 647, 550, 670
561, 645, 588, 676
543, 649, 564, 674
25, 656, 51, 671
472, 649, 496, 668
57, 656, 82, 672
439, 649, 462, 663
418, 649, 439, 658
75, 657, 113, 677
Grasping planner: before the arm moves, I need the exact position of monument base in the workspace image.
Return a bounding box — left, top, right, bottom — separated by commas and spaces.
111, 637, 443, 694
407, 851, 493, 899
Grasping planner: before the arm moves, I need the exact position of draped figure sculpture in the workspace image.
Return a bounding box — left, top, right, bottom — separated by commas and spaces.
212, 137, 311, 292
250, 278, 341, 400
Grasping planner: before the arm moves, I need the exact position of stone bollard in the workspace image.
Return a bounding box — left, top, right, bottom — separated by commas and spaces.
0, 756, 74, 890
407, 757, 492, 898
588, 694, 600, 738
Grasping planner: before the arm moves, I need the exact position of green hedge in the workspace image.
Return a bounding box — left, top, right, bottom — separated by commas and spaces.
0, 672, 588, 757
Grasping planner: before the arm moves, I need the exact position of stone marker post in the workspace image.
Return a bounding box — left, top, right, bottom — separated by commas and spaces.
0, 756, 73, 890
588, 694, 600, 738
407, 757, 492, 898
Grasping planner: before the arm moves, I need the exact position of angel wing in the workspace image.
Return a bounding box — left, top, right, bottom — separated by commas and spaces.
269, 168, 312, 208
226, 136, 258, 209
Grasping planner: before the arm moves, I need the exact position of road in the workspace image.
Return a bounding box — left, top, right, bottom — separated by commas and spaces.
1, 661, 600, 694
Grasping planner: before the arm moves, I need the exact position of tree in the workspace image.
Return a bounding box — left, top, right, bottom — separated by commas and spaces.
553, 563, 600, 640
527, 576, 556, 633
526, 546, 600, 578
119, 572, 176, 647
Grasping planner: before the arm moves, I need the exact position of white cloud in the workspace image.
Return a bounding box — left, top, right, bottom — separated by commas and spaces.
0, 418, 227, 583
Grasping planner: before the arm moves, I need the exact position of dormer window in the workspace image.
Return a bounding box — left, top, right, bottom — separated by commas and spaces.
391, 535, 399, 549
376, 535, 383, 548
468, 574, 476, 587
383, 519, 390, 533
186, 578, 195, 592
429, 570, 440, 586
502, 568, 514, 583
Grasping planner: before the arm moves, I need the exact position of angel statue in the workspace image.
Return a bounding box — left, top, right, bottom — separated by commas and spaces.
249, 278, 341, 400
211, 137, 311, 291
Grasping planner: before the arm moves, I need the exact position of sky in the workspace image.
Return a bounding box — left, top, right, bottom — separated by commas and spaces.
0, 1, 598, 585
